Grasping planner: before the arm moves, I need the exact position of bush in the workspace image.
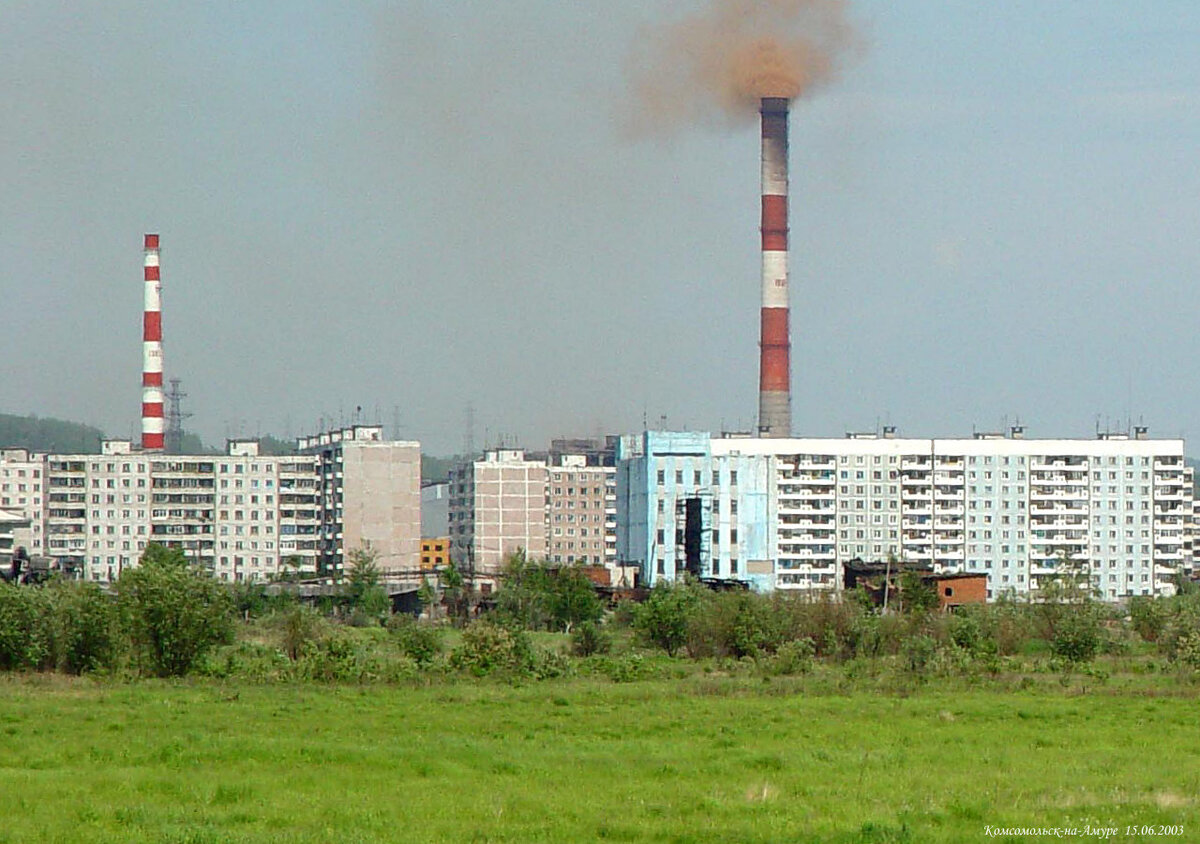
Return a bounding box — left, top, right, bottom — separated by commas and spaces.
1161, 600, 1200, 669
0, 583, 50, 671
117, 544, 235, 677
280, 605, 326, 661
769, 637, 815, 676
570, 621, 612, 657
1050, 610, 1101, 664
296, 633, 370, 683
449, 619, 534, 677
902, 634, 937, 674
387, 615, 442, 667
46, 580, 119, 674
1130, 596, 1169, 643
634, 581, 702, 657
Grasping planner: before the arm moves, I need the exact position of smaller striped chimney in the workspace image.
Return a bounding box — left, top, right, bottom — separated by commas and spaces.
141, 234, 165, 451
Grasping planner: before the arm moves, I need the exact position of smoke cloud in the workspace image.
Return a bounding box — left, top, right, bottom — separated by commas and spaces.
627, 0, 858, 131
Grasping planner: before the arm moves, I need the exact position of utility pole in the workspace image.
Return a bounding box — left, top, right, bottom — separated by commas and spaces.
165, 378, 192, 454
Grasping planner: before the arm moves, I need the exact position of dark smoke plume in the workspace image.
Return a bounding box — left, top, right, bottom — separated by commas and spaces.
627, 0, 858, 131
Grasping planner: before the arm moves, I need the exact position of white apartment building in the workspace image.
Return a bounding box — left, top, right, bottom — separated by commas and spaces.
1, 449, 45, 558
1, 425, 419, 583
617, 429, 1193, 600
34, 439, 313, 583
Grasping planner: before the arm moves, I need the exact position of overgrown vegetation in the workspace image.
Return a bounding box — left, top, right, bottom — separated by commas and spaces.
3, 545, 1200, 689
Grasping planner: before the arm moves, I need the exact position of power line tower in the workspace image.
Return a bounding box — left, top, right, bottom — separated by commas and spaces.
165, 378, 193, 454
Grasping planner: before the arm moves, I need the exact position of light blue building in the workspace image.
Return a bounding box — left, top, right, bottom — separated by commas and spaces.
615, 432, 774, 591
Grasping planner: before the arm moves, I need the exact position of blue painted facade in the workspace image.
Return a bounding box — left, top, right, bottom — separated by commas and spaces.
616, 432, 774, 591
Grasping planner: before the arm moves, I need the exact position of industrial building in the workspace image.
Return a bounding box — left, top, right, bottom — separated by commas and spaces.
616, 428, 1193, 601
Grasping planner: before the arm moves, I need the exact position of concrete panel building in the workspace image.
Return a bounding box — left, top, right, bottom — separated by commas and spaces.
298, 426, 421, 576
617, 429, 1193, 600
449, 449, 548, 578
546, 454, 616, 566
421, 481, 451, 538
1, 425, 418, 583
1, 449, 45, 558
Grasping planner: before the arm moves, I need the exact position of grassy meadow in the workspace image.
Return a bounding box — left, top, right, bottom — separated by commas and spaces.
1, 671, 1198, 843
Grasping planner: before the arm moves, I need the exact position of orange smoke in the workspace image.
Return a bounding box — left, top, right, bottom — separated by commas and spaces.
628, 0, 857, 130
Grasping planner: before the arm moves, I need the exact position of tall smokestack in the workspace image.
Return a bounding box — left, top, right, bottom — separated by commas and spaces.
758, 97, 791, 438
141, 234, 165, 452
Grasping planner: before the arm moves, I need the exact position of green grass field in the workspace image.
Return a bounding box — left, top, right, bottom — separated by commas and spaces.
1, 673, 1197, 843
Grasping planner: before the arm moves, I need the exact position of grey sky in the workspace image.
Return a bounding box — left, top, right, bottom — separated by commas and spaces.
3, 1, 1198, 454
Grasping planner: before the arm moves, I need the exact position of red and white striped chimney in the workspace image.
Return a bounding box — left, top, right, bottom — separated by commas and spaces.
758, 97, 791, 438
141, 234, 165, 451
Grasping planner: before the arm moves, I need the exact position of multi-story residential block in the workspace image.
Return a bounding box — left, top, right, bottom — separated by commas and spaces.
449, 449, 548, 580
2, 425, 420, 583
1, 448, 45, 558
546, 454, 616, 566
617, 429, 1194, 600
0, 509, 31, 561
297, 425, 421, 576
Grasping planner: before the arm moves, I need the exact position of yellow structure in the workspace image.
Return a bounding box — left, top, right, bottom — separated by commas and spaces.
420, 537, 450, 571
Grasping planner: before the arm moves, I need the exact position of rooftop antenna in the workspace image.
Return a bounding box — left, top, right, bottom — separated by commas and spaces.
392, 405, 401, 441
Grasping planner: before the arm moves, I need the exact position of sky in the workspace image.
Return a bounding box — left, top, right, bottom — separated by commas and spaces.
2, 1, 1199, 455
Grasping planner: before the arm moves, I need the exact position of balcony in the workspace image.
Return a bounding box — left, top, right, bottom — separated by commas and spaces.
1030, 504, 1088, 517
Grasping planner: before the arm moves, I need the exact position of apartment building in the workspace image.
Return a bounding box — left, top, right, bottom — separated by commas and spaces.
546, 454, 616, 566
32, 439, 300, 582
1, 448, 45, 558
616, 429, 1193, 600
1, 425, 418, 583
297, 425, 421, 576
449, 449, 548, 578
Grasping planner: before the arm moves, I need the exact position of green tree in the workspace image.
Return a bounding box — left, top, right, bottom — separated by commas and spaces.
344, 548, 390, 620
495, 550, 552, 629
117, 543, 234, 677
547, 565, 603, 633
440, 559, 473, 626
634, 580, 702, 657
417, 576, 439, 621
898, 570, 939, 615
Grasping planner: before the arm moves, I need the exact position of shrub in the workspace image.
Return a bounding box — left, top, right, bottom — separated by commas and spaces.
46, 580, 119, 674
769, 637, 816, 676
449, 619, 534, 677
0, 583, 50, 671
117, 544, 235, 677
297, 633, 370, 683
1170, 630, 1200, 671
1129, 596, 1169, 643
1161, 600, 1200, 669
280, 605, 326, 661
634, 581, 702, 657
570, 621, 612, 657
901, 634, 937, 674
1050, 610, 1101, 664
387, 615, 442, 667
